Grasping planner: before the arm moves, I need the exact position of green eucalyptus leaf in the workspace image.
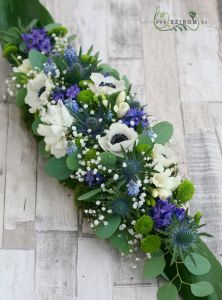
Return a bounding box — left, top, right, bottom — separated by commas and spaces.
44, 157, 72, 180
31, 115, 41, 136
38, 140, 50, 159
77, 188, 101, 201
15, 87, 26, 107
45, 22, 61, 32
98, 63, 120, 79
66, 152, 80, 171
138, 134, 152, 146
157, 283, 178, 300
184, 253, 211, 275
152, 121, 173, 144
99, 152, 117, 167
144, 254, 166, 279
29, 49, 48, 70
96, 215, 121, 239
109, 230, 131, 254
191, 282, 214, 297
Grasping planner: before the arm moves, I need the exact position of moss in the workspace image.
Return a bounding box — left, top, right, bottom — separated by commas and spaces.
84, 149, 97, 161
49, 26, 68, 37
134, 215, 153, 235
140, 235, 161, 254
3, 43, 18, 63
77, 89, 96, 106
176, 179, 195, 203
78, 80, 92, 89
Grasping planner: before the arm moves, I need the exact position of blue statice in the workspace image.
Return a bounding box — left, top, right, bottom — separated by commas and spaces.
150, 199, 185, 229
84, 171, 104, 187
52, 87, 65, 102
65, 98, 79, 113
22, 28, 52, 54
121, 107, 149, 129
66, 84, 80, 99
64, 46, 77, 65
127, 180, 140, 196
66, 144, 78, 155
43, 58, 58, 76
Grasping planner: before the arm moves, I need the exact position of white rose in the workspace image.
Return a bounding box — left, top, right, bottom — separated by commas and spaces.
152, 144, 177, 168
151, 169, 181, 199
98, 123, 138, 156
37, 103, 74, 158
17, 59, 32, 74
113, 91, 130, 118
25, 72, 54, 113
88, 72, 125, 96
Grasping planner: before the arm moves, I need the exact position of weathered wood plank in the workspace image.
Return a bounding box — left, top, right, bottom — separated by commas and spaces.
113, 285, 158, 300
0, 103, 8, 248
140, 0, 174, 23
0, 51, 10, 103
112, 249, 157, 286
108, 0, 143, 59
182, 102, 209, 134
142, 22, 186, 165
36, 156, 78, 231
185, 131, 222, 261
0, 249, 35, 299
35, 231, 77, 299
208, 102, 222, 127
109, 59, 146, 105
176, 27, 222, 102
77, 237, 112, 300
3, 222, 35, 250
4, 104, 37, 230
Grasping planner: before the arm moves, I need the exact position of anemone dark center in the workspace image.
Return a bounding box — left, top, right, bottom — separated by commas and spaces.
99, 81, 116, 88
111, 134, 128, 145
38, 86, 46, 97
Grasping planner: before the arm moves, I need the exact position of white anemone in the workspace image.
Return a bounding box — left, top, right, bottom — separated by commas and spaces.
98, 123, 138, 156
88, 72, 126, 96
17, 59, 32, 74
25, 72, 54, 113
37, 103, 74, 158
152, 144, 177, 168
113, 91, 130, 118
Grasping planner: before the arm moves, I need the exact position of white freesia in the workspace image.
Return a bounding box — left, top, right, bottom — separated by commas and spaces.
25, 72, 54, 113
98, 123, 138, 156
152, 144, 177, 168
17, 59, 32, 74
37, 103, 74, 158
113, 91, 130, 118
151, 169, 181, 199
88, 72, 125, 96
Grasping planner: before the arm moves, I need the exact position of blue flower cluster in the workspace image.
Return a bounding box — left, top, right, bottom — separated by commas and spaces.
22, 28, 52, 54
151, 199, 185, 229
84, 171, 104, 187
122, 107, 148, 129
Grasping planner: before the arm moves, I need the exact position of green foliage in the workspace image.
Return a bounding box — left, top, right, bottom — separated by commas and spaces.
84, 149, 97, 161
15, 87, 26, 107
29, 49, 48, 70
191, 282, 214, 297
38, 140, 50, 158
65, 62, 83, 84
109, 230, 131, 254
2, 43, 18, 62
44, 157, 72, 180
184, 253, 211, 276
99, 152, 117, 167
141, 235, 161, 254
157, 283, 178, 300
31, 115, 41, 136
77, 188, 101, 201
98, 63, 120, 79
20, 104, 35, 129
78, 80, 91, 89
138, 134, 153, 146
176, 179, 195, 203
152, 121, 173, 144
144, 252, 166, 279
81, 54, 96, 64
77, 90, 95, 106
66, 152, 80, 171
194, 211, 203, 225
95, 215, 121, 239
47, 24, 68, 37
15, 72, 28, 85
134, 215, 153, 235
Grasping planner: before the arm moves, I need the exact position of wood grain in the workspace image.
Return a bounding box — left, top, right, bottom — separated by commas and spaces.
113, 286, 158, 300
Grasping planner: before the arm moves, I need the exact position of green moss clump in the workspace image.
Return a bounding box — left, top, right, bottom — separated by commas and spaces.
140, 235, 161, 254
77, 90, 96, 106
78, 80, 92, 89
176, 179, 195, 203
134, 215, 153, 235
3, 44, 18, 63
84, 149, 97, 161
49, 26, 68, 37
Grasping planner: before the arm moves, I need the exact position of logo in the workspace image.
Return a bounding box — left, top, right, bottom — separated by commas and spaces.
153, 7, 207, 32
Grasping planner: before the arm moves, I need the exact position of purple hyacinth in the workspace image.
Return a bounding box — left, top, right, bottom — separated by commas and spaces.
150, 199, 185, 229
66, 84, 80, 99
22, 28, 52, 54
84, 171, 104, 187
121, 107, 149, 129
52, 87, 65, 102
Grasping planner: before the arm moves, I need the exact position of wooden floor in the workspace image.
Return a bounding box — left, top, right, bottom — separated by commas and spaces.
0, 0, 222, 299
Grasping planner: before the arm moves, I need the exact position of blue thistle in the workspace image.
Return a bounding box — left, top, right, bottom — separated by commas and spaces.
112, 199, 129, 216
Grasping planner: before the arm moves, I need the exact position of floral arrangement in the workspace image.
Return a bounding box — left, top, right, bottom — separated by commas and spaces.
1, 1, 222, 299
